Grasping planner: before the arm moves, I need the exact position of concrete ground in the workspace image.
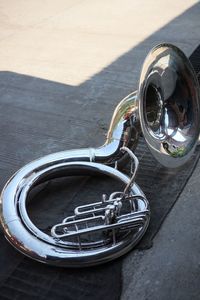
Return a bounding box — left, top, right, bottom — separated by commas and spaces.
122, 157, 200, 300
0, 1, 200, 299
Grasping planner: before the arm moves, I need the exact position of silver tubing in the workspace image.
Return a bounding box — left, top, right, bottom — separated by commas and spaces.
0, 159, 149, 267
0, 91, 149, 267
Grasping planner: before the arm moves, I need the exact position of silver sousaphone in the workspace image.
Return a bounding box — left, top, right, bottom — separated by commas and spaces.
0, 43, 199, 267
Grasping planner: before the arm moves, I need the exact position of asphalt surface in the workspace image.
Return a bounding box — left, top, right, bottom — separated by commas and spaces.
122, 155, 200, 300
0, 1, 200, 299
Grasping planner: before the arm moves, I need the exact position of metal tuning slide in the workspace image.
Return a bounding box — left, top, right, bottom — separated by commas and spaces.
50, 147, 149, 253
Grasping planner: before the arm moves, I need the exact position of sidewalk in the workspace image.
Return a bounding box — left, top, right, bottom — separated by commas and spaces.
122, 152, 200, 300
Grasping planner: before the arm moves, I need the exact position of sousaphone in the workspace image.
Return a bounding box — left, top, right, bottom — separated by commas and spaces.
0, 43, 199, 267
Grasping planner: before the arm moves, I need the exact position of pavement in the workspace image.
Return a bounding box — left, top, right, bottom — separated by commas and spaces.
122, 157, 200, 300
0, 1, 200, 299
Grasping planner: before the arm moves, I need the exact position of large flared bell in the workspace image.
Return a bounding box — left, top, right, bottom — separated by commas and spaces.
138, 43, 200, 168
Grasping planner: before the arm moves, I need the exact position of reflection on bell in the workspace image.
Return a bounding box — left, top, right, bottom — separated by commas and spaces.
139, 43, 200, 167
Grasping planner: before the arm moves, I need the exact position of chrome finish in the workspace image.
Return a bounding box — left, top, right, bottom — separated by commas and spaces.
138, 43, 200, 167
95, 91, 140, 166
0, 152, 149, 267
0, 43, 199, 267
